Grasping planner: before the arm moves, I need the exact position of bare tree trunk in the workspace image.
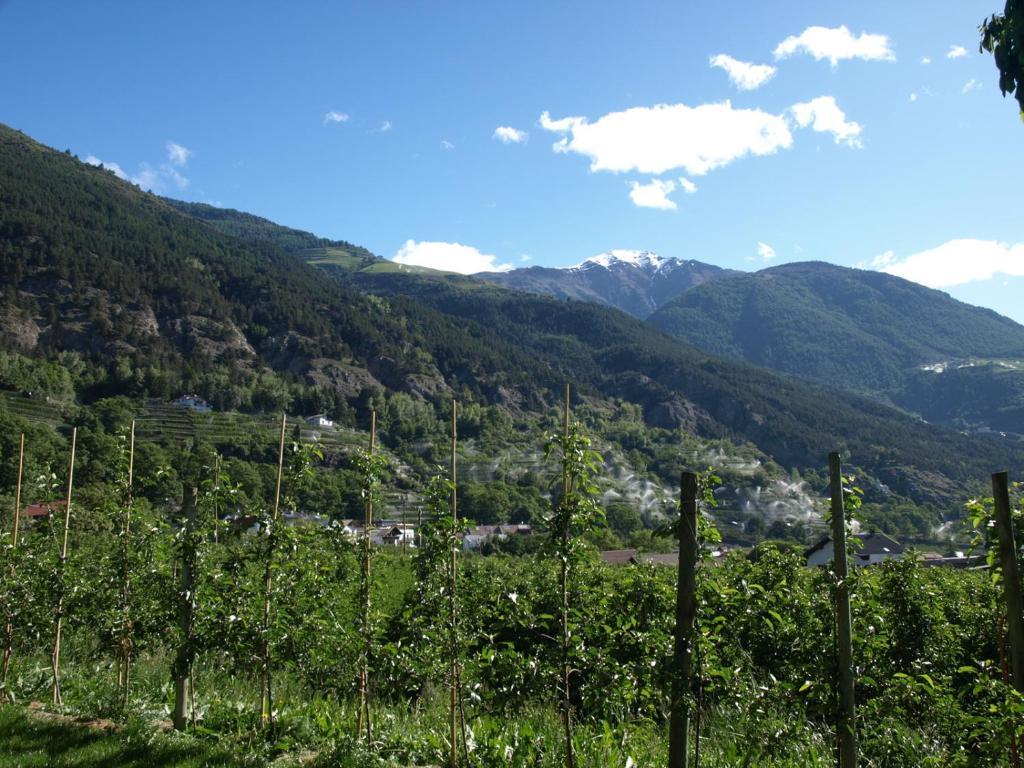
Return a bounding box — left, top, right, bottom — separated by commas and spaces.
261, 414, 287, 726
1, 433, 25, 701
51, 428, 77, 706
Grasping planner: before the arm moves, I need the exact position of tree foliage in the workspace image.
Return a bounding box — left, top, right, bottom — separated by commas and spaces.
981, 0, 1024, 117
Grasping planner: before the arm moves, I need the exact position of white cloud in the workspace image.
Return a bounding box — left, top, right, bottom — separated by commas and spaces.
83, 154, 127, 180
962, 78, 981, 94
84, 149, 189, 193
757, 241, 776, 260
947, 45, 967, 59
773, 25, 895, 67
520, 254, 532, 262
379, 120, 392, 132
166, 141, 191, 166
909, 92, 918, 102
920, 56, 932, 64
678, 177, 697, 194
628, 178, 678, 210
132, 164, 162, 191
539, 102, 793, 177
392, 240, 514, 274
493, 126, 528, 144
790, 96, 863, 147
440, 139, 455, 150
709, 54, 777, 90
164, 165, 189, 190
868, 239, 1024, 288
323, 111, 350, 124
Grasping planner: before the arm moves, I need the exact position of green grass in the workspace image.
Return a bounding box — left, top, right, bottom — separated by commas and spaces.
0, 706, 251, 768
303, 247, 455, 277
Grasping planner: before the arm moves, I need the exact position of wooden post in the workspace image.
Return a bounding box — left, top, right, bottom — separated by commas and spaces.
993, 472, 1024, 695
51, 427, 77, 706
1, 433, 25, 701
118, 420, 136, 706
261, 413, 288, 726
449, 400, 459, 768
669, 472, 699, 768
560, 383, 576, 768
829, 452, 858, 768
11, 433, 24, 546
357, 411, 376, 742
172, 485, 198, 730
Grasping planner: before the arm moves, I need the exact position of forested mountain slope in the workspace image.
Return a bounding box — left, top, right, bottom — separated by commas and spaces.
649, 261, 1024, 389
339, 270, 1024, 504
647, 261, 1024, 432
1, 122, 1021, 507
0, 124, 559, 414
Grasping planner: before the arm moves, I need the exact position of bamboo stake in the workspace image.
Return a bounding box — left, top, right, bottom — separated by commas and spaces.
1, 433, 25, 701
449, 400, 459, 768
830, 452, 858, 768
172, 486, 198, 730
51, 427, 77, 706
560, 383, 576, 768
12, 433, 24, 546
261, 413, 288, 726
668, 472, 699, 768
212, 455, 221, 544
357, 411, 376, 742
118, 421, 136, 704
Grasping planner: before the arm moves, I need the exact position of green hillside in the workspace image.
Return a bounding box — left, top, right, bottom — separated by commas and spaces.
648, 261, 1024, 431
2, 122, 1022, 510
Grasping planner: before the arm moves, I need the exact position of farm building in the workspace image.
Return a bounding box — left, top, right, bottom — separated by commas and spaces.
171, 394, 213, 413
805, 531, 905, 568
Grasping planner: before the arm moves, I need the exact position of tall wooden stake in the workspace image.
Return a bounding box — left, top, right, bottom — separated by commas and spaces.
993, 472, 1024, 696
829, 452, 858, 768
11, 433, 24, 547
172, 485, 198, 730
669, 472, 699, 768
357, 411, 376, 742
261, 413, 288, 726
1, 433, 25, 701
559, 383, 576, 768
118, 420, 136, 707
51, 427, 77, 706
449, 400, 460, 768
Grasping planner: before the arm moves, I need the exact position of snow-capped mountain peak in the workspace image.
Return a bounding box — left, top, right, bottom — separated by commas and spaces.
570, 249, 669, 272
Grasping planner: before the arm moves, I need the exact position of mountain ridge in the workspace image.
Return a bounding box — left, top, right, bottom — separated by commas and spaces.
647, 260, 1024, 432
476, 250, 738, 318
2, 121, 1022, 509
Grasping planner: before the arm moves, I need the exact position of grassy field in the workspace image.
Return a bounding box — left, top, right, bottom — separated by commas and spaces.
0, 706, 251, 768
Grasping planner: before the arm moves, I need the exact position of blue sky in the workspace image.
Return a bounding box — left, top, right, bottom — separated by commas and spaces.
2, 0, 1023, 321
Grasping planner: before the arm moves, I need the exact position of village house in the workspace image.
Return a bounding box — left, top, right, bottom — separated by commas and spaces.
304, 413, 334, 428
338, 519, 417, 548
805, 531, 905, 568
171, 394, 213, 413
18, 499, 65, 525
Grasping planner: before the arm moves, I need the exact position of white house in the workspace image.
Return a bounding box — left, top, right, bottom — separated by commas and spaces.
370, 523, 416, 547
305, 413, 334, 428
806, 531, 905, 568
172, 394, 213, 413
